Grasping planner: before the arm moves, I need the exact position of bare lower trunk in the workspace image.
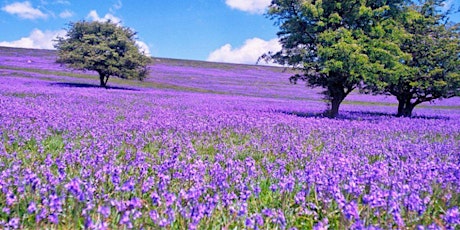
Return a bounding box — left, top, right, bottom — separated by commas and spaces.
326, 83, 348, 118
396, 97, 415, 117
329, 97, 342, 118
99, 73, 109, 88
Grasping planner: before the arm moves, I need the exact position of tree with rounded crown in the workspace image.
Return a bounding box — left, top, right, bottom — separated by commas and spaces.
54, 20, 150, 88
264, 0, 411, 117
377, 0, 460, 117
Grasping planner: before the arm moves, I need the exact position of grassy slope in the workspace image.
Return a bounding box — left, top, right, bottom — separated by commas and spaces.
0, 46, 290, 94
1, 46, 459, 110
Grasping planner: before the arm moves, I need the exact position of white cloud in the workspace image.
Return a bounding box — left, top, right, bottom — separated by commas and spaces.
38, 0, 70, 5
0, 28, 151, 57
110, 0, 122, 12
86, 10, 150, 56
86, 10, 121, 24
59, 9, 73, 18
0, 29, 65, 49
207, 37, 281, 65
442, 0, 454, 11
1, 1, 48, 19
225, 0, 271, 14
136, 41, 151, 57
53, 0, 70, 5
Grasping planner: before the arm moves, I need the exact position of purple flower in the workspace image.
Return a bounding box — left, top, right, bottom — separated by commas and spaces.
262, 208, 273, 217
245, 217, 254, 228
313, 218, 329, 230
158, 218, 169, 227
7, 218, 19, 229
48, 213, 59, 224
443, 207, 460, 225
36, 208, 48, 223
164, 192, 176, 207
132, 210, 142, 220
294, 191, 306, 204
49, 193, 62, 212
274, 210, 286, 228
343, 201, 359, 220
65, 178, 82, 197
120, 211, 133, 228
2, 207, 10, 214
121, 179, 135, 192
129, 197, 143, 209
95, 221, 109, 230
253, 185, 261, 197
238, 202, 248, 217
270, 184, 278, 192
27, 201, 37, 213
6, 190, 16, 206
84, 215, 95, 229
98, 206, 111, 218
151, 192, 161, 206
149, 210, 159, 222
254, 214, 264, 227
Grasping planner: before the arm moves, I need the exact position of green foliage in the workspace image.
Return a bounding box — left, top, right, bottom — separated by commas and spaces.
265, 0, 408, 117
54, 21, 150, 87
382, 0, 460, 117
266, 0, 460, 118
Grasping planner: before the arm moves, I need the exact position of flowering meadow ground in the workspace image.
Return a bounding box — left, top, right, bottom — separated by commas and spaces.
0, 47, 459, 229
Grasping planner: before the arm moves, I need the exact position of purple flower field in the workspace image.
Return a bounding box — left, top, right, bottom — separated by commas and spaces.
1, 47, 459, 229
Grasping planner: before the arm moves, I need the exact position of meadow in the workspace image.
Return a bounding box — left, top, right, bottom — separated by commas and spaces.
0, 47, 459, 229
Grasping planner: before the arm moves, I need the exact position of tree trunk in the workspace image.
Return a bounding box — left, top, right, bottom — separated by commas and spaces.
397, 100, 404, 117
99, 73, 109, 88
396, 97, 415, 117
99, 75, 105, 87
329, 97, 342, 118
327, 83, 347, 118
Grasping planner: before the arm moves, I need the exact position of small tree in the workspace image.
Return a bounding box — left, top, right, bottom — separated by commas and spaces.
264, 0, 409, 117
54, 21, 150, 87
384, 1, 460, 117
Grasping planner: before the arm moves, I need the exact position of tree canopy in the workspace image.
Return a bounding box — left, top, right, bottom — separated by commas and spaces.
378, 1, 460, 117
265, 0, 460, 117
54, 21, 150, 87
265, 0, 409, 117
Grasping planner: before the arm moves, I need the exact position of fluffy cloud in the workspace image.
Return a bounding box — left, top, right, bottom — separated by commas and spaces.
1, 1, 48, 19
59, 9, 73, 18
225, 0, 271, 14
85, 10, 150, 56
0, 28, 150, 56
136, 41, 151, 57
53, 0, 71, 4
207, 37, 281, 65
86, 10, 121, 24
110, 0, 122, 12
40, 0, 70, 5
0, 29, 65, 49
442, 0, 454, 11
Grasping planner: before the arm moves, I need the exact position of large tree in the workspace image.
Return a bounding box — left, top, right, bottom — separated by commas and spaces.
54, 21, 150, 88
265, 0, 409, 117
381, 0, 460, 117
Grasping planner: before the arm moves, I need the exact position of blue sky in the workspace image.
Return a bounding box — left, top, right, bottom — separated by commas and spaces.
1, 0, 459, 65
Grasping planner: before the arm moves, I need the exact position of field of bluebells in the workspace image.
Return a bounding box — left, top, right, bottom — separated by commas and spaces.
1, 47, 460, 229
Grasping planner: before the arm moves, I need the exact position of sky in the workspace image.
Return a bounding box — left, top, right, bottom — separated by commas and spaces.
1, 0, 459, 65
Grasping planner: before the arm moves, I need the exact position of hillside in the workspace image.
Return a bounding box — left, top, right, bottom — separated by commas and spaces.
1, 47, 306, 93
1, 46, 460, 113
